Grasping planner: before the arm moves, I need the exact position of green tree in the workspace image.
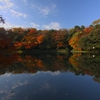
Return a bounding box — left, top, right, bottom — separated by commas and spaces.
81, 25, 85, 31
78, 28, 100, 50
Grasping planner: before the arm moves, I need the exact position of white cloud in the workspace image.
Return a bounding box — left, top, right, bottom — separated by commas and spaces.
10, 9, 27, 18
0, 22, 26, 29
42, 22, 60, 30
0, 22, 14, 28
0, 0, 14, 10
30, 22, 40, 28
32, 4, 57, 17
39, 6, 50, 16
1, 22, 60, 30
0, 22, 40, 29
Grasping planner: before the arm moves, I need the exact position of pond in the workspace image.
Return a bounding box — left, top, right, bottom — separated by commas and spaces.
0, 52, 100, 100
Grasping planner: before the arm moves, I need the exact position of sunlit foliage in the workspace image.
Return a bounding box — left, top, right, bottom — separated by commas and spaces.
0, 18, 100, 51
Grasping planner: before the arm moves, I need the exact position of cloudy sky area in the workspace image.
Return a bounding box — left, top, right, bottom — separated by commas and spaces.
0, 0, 100, 29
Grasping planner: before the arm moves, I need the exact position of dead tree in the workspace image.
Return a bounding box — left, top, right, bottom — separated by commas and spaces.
0, 15, 5, 24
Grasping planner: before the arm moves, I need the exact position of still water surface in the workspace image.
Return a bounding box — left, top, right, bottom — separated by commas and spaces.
0, 53, 100, 100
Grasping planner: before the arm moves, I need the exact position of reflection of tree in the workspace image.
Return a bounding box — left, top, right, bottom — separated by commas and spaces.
0, 52, 20, 75
1, 53, 100, 84
17, 54, 70, 73
0, 52, 19, 68
37, 54, 70, 72
78, 54, 100, 77
69, 53, 100, 82
17, 55, 45, 73
0, 54, 70, 74
69, 53, 83, 75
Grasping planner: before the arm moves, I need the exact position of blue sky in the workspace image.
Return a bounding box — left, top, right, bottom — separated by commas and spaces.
0, 0, 100, 29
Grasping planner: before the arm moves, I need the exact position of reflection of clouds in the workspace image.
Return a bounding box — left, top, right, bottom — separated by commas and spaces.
42, 71, 61, 76
12, 81, 29, 89
40, 82, 51, 91
30, 71, 61, 76
0, 88, 16, 100
0, 73, 12, 77
0, 71, 60, 100
33, 81, 57, 94
0, 71, 61, 77
33, 82, 50, 94
0, 80, 29, 100
50, 71, 60, 76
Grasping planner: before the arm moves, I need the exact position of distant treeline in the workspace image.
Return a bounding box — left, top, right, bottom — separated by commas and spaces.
0, 19, 100, 51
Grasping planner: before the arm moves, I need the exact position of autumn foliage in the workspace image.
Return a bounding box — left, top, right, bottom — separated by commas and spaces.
69, 26, 93, 50
0, 18, 100, 51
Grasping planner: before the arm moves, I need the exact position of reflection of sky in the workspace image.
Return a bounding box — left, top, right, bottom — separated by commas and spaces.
43, 71, 61, 76
0, 81, 28, 100
12, 81, 29, 89
0, 71, 100, 100
31, 71, 61, 76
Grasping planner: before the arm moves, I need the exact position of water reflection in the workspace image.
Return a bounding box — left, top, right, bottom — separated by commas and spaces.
69, 53, 100, 83
0, 53, 70, 74
0, 52, 100, 100
0, 71, 100, 100
0, 53, 100, 82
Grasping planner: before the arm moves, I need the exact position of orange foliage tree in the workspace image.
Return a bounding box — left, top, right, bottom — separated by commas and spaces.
83, 27, 93, 34
69, 26, 93, 50
69, 32, 82, 50
14, 28, 44, 49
